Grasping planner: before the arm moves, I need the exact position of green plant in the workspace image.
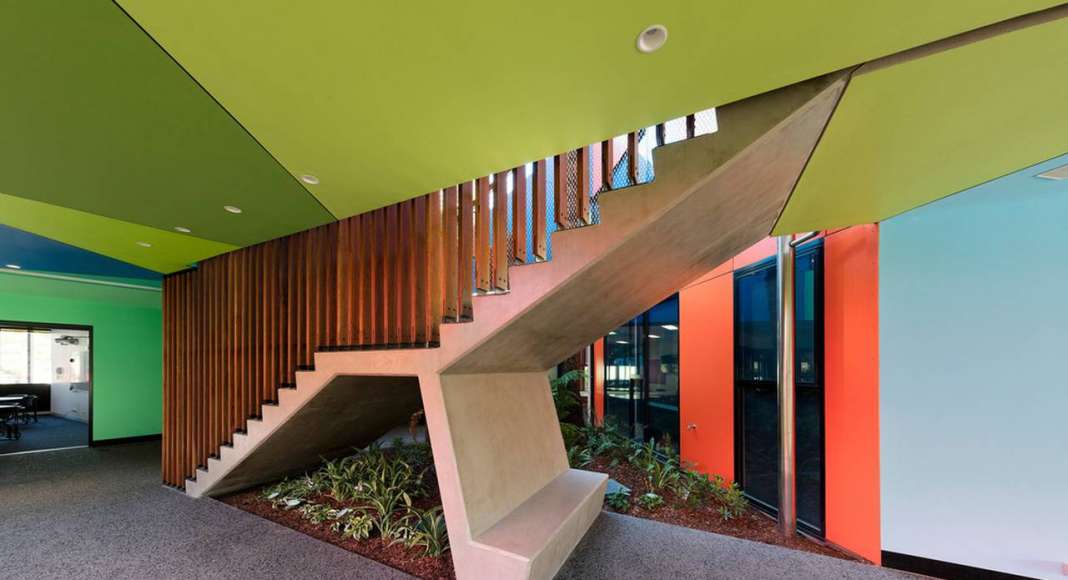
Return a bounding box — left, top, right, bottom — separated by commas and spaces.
566, 444, 593, 468
717, 481, 748, 520
298, 502, 335, 524
604, 489, 631, 511
637, 492, 664, 510
320, 454, 372, 501
262, 475, 319, 508
407, 506, 450, 557
332, 511, 375, 541
560, 422, 584, 449
550, 369, 585, 420
629, 438, 681, 492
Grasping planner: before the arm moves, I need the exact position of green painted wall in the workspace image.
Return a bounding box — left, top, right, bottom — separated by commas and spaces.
0, 272, 161, 441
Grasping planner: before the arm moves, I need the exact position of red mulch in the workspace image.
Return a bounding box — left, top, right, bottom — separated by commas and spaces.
223, 489, 455, 579
587, 456, 859, 561
222, 453, 860, 579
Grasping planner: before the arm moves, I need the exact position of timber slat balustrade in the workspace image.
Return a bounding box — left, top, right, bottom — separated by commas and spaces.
162, 110, 714, 487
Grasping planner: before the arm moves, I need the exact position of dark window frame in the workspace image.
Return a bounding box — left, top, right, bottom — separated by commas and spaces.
731, 240, 826, 537
0, 319, 94, 446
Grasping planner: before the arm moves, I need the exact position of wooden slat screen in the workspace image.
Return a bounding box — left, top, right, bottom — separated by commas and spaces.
161, 112, 706, 487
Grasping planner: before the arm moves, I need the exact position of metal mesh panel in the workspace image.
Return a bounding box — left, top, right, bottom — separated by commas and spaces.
478, 107, 715, 274
608, 128, 656, 190
562, 149, 580, 228
693, 108, 718, 136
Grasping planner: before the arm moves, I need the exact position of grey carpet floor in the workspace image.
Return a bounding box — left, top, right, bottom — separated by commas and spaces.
1, 415, 88, 455
0, 442, 410, 579
557, 511, 917, 580
1, 441, 916, 580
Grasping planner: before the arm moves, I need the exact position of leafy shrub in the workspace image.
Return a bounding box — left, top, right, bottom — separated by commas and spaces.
560, 422, 584, 450
261, 436, 451, 556
637, 492, 664, 510
604, 489, 631, 512
332, 510, 375, 541
550, 369, 585, 420
262, 476, 319, 508
717, 481, 748, 519
298, 502, 335, 524
629, 439, 681, 492
566, 445, 593, 468
320, 455, 369, 501
560, 422, 747, 520
407, 506, 450, 557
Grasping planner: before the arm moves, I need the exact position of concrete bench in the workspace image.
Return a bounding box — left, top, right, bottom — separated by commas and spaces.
471, 469, 608, 579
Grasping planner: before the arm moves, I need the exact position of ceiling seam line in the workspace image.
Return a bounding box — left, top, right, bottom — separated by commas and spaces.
108, 0, 339, 223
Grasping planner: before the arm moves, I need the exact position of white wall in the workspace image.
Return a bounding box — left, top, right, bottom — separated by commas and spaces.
50, 330, 90, 423
880, 156, 1068, 579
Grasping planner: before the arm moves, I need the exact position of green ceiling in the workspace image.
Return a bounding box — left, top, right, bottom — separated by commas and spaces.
1, 1, 1063, 273
775, 10, 1068, 234
117, 0, 1056, 221
1, 1, 331, 271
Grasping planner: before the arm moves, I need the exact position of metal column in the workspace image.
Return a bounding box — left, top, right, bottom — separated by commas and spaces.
776, 235, 797, 538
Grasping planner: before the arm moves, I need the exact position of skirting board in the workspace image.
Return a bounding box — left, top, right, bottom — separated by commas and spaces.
882, 551, 1038, 580
90, 434, 162, 447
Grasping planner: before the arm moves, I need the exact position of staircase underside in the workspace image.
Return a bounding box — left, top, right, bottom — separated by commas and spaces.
182, 72, 849, 579
187, 374, 422, 498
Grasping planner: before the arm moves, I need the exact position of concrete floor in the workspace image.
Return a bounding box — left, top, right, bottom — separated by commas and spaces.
0, 442, 407, 580
0, 441, 916, 580
557, 512, 917, 580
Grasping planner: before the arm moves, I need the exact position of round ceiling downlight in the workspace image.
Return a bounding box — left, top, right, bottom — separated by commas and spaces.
174, 226, 192, 233
300, 174, 320, 185
637, 24, 668, 53
224, 205, 243, 214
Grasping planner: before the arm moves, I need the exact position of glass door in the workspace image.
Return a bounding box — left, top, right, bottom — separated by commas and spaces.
602, 295, 680, 450
733, 242, 824, 535
604, 315, 642, 440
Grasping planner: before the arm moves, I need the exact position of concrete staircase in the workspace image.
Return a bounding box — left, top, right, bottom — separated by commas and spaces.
184, 71, 847, 580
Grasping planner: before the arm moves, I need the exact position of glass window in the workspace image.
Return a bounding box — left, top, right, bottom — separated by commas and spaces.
604, 317, 640, 437
0, 328, 57, 383
31, 331, 53, 383
601, 295, 680, 450
735, 265, 777, 382
795, 247, 820, 385
645, 297, 679, 448
0, 329, 29, 383
734, 243, 825, 535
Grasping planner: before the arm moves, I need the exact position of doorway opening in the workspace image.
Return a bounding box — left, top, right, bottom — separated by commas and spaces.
0, 320, 92, 455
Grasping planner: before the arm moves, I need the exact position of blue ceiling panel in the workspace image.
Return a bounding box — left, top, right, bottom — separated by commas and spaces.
0, 224, 161, 281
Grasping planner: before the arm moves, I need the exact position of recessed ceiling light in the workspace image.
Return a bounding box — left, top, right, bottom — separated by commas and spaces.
1035, 163, 1068, 181
174, 226, 192, 233
661, 324, 678, 331
136, 241, 152, 248
637, 24, 668, 53
224, 205, 243, 214
300, 174, 320, 185
4, 264, 21, 270
648, 334, 661, 339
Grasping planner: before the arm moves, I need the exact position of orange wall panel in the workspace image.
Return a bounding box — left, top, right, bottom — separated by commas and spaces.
592, 338, 605, 425
732, 237, 777, 270
823, 224, 881, 563
679, 272, 735, 482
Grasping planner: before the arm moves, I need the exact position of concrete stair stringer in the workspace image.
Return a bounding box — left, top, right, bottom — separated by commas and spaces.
182, 71, 849, 580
